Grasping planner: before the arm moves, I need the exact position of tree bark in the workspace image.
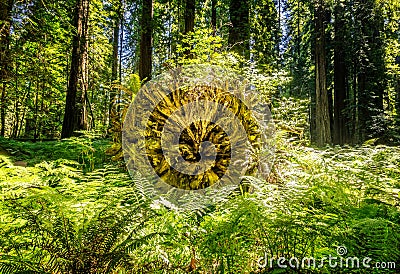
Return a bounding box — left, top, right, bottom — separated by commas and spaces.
333, 1, 349, 145
211, 0, 216, 36
184, 0, 195, 35
396, 57, 400, 129
183, 0, 195, 58
396, 77, 400, 130
357, 68, 367, 141
228, 0, 249, 59
112, 22, 120, 84
109, 3, 120, 126
314, 0, 331, 146
61, 0, 90, 138
79, 12, 89, 131
0, 0, 13, 136
139, 0, 153, 83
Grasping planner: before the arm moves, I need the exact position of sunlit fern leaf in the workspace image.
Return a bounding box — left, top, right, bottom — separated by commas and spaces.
0, 190, 162, 274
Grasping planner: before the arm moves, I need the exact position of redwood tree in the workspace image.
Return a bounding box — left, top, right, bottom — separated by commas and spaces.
314, 0, 331, 146
61, 0, 90, 138
109, 0, 121, 124
183, 0, 195, 58
184, 0, 195, 35
0, 0, 14, 136
333, 1, 349, 145
139, 0, 153, 82
211, 0, 217, 35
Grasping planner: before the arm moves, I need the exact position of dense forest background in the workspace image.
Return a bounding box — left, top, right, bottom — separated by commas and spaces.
1, 0, 400, 273
0, 0, 399, 145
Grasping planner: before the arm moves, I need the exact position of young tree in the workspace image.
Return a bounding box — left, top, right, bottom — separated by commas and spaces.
314, 0, 331, 145
61, 0, 90, 138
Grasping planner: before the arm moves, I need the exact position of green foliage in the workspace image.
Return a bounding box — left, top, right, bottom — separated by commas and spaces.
1, 0, 399, 271
0, 193, 160, 273
0, 135, 111, 171
2, 0, 115, 138
1, 134, 400, 273
132, 138, 400, 273
283, 0, 315, 97
272, 96, 310, 144
0, 137, 163, 273
250, 0, 281, 71
106, 74, 141, 161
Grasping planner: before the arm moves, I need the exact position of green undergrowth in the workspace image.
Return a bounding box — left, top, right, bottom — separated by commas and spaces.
0, 135, 399, 273
0, 135, 112, 171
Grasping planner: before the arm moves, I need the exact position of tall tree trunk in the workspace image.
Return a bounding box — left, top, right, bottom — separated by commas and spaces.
357, 68, 367, 141
61, 0, 90, 138
139, 0, 153, 83
277, 0, 281, 65
333, 1, 349, 145
356, 0, 385, 141
309, 8, 316, 144
112, 22, 119, 84
396, 56, 400, 129
396, 77, 400, 130
314, 0, 331, 146
11, 62, 19, 138
109, 4, 120, 126
183, 0, 195, 58
211, 0, 216, 36
228, 0, 249, 59
352, 54, 358, 142
296, 0, 300, 62
184, 0, 195, 34
79, 17, 89, 131
0, 0, 13, 136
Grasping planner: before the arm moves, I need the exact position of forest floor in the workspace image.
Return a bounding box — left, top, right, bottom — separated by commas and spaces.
0, 135, 399, 273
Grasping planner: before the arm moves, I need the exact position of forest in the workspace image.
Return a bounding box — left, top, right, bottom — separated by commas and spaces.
0, 0, 399, 272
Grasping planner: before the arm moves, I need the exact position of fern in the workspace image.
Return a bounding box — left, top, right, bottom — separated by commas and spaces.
0, 191, 162, 274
